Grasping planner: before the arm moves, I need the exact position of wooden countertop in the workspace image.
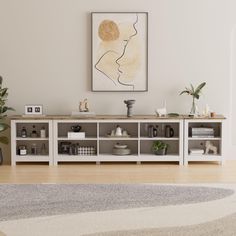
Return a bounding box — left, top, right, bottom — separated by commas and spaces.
9, 114, 226, 120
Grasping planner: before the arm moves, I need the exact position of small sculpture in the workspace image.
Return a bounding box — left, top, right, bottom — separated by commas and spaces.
155, 100, 167, 117
79, 99, 89, 112
205, 141, 217, 155
71, 125, 81, 132
115, 125, 122, 136
124, 100, 135, 117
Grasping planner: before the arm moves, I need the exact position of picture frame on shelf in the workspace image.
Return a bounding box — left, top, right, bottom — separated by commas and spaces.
91, 12, 148, 92
24, 105, 43, 116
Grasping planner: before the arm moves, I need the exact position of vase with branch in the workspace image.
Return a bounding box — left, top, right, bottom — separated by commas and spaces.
180, 82, 206, 117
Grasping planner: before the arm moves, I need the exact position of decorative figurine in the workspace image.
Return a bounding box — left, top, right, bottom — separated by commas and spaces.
84, 99, 89, 112
115, 125, 122, 136
79, 102, 83, 112
205, 141, 217, 155
124, 100, 135, 117
155, 100, 167, 117
79, 98, 89, 112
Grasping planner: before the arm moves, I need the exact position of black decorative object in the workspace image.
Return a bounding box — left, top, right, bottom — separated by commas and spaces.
71, 125, 82, 132
165, 125, 174, 138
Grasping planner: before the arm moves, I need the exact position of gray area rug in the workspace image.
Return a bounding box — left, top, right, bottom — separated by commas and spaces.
0, 184, 233, 221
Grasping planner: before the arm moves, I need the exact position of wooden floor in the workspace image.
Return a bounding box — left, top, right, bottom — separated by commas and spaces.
0, 161, 236, 183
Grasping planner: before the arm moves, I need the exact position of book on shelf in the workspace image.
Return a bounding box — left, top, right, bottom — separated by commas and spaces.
67, 132, 85, 139
189, 148, 205, 155
191, 128, 214, 131
190, 127, 215, 138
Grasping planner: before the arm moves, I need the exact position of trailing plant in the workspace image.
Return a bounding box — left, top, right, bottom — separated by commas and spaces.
0, 76, 14, 144
180, 82, 206, 115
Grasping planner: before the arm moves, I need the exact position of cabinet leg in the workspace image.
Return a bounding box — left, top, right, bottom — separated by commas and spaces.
221, 160, 225, 165
49, 161, 53, 166
11, 161, 16, 166
184, 160, 188, 166
53, 161, 58, 166
136, 161, 141, 165
96, 161, 100, 165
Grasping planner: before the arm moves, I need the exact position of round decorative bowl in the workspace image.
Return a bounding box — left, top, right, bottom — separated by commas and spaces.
114, 144, 128, 149
112, 148, 131, 155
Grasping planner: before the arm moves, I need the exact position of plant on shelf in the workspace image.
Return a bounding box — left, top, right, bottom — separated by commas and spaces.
0, 76, 14, 164
152, 140, 168, 155
180, 82, 206, 117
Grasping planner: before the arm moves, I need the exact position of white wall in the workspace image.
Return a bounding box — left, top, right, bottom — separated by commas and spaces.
0, 0, 236, 163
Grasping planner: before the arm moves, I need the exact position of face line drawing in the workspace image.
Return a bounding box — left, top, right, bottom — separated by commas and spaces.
94, 13, 140, 90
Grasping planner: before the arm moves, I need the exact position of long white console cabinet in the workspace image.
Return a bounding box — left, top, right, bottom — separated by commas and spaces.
10, 115, 225, 166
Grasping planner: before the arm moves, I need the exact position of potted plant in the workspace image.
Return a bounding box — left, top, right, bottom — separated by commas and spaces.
180, 82, 206, 116
152, 140, 168, 155
0, 76, 14, 164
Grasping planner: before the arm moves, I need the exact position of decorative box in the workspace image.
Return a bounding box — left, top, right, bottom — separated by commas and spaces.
78, 146, 96, 155
67, 132, 85, 139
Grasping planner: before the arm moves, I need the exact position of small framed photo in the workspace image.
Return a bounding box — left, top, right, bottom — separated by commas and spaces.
34, 106, 42, 114
24, 105, 43, 115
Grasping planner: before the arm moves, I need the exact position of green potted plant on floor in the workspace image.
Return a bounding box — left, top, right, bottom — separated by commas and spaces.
0, 76, 14, 164
180, 82, 206, 116
152, 140, 168, 155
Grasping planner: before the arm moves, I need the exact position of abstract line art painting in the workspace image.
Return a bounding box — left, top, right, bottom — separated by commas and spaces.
91, 12, 148, 92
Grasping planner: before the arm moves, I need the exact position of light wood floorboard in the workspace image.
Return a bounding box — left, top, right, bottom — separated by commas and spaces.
0, 161, 236, 183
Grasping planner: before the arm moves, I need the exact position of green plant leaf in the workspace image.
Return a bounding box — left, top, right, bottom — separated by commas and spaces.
0, 123, 9, 132
0, 77, 14, 135
180, 90, 190, 95
1, 106, 14, 113
1, 107, 8, 113
6, 107, 14, 111
194, 82, 206, 95
0, 136, 8, 144
152, 140, 168, 151
0, 88, 8, 97
190, 84, 195, 94
2, 93, 8, 99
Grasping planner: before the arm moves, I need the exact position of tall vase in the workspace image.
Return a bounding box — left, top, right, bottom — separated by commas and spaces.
190, 97, 197, 116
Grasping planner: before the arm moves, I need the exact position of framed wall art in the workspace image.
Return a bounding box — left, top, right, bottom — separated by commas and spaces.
91, 12, 148, 92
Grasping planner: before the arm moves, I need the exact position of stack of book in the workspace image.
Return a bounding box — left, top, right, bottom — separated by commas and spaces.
189, 148, 205, 155
67, 132, 85, 139
190, 127, 214, 138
